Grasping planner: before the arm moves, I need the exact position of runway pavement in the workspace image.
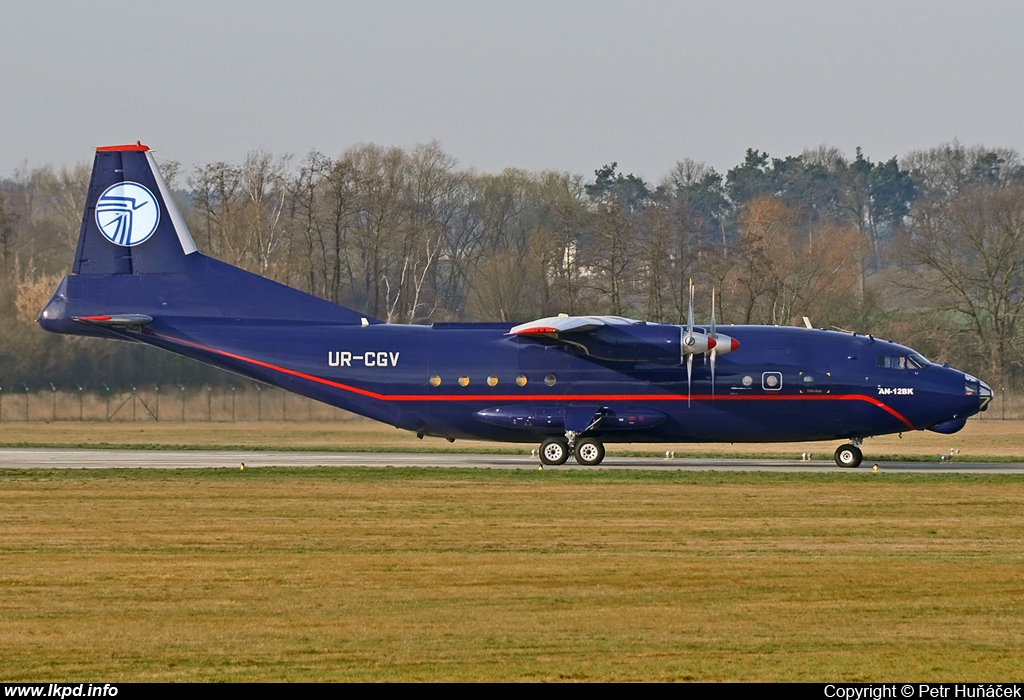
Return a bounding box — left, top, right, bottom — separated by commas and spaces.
0, 448, 1022, 473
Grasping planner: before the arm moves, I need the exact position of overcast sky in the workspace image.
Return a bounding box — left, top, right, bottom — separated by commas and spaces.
2, 1, 1021, 181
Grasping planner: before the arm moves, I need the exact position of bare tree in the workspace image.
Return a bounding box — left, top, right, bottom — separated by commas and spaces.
900, 183, 1024, 382
729, 197, 863, 326
187, 161, 242, 260
0, 192, 17, 269
903, 141, 1023, 200
239, 151, 291, 275
383, 142, 459, 323
587, 198, 638, 316
33, 163, 90, 252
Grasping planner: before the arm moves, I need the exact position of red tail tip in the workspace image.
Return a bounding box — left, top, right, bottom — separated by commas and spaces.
96, 141, 150, 152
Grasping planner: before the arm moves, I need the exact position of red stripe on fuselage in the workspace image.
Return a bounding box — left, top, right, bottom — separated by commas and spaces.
148, 330, 918, 430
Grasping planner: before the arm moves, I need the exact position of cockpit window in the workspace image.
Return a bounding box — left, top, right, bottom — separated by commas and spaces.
907, 353, 929, 368
878, 353, 929, 370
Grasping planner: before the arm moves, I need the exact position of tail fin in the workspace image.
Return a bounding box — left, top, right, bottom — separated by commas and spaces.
74, 142, 197, 275
40, 143, 378, 334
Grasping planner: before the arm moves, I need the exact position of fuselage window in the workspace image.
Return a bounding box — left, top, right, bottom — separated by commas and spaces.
762, 372, 782, 390
429, 375, 441, 387
544, 374, 557, 387
487, 376, 498, 386
516, 375, 528, 386
458, 376, 470, 386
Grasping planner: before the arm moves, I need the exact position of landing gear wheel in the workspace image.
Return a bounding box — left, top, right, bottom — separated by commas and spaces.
574, 438, 606, 466
834, 444, 863, 468
540, 437, 570, 466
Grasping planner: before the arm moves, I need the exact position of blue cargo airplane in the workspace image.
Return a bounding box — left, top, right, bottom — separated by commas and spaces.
39, 144, 993, 467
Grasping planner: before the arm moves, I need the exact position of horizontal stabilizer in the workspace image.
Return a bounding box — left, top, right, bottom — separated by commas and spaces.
73, 313, 153, 327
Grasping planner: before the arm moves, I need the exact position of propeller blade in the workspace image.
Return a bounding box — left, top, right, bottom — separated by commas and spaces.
710, 347, 716, 397
686, 353, 693, 407
710, 286, 717, 397
687, 279, 695, 340
710, 287, 717, 338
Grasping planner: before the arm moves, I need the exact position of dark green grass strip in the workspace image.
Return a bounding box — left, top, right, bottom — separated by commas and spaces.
3, 466, 1022, 485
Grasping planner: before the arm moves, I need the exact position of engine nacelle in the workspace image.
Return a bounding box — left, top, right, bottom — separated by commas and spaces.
564, 323, 679, 363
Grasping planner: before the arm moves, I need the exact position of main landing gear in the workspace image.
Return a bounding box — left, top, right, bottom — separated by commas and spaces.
539, 437, 571, 465
834, 442, 863, 468
538, 435, 607, 466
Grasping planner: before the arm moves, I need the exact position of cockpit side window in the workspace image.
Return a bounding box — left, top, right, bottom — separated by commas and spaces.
877, 355, 907, 369
907, 353, 929, 369
878, 354, 929, 370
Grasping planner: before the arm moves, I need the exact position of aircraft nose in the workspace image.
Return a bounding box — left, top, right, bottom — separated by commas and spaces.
964, 373, 994, 412
978, 379, 994, 412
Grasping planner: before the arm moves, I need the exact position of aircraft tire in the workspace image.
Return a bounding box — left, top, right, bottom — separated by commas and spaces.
539, 437, 570, 466
574, 438, 605, 466
834, 444, 863, 468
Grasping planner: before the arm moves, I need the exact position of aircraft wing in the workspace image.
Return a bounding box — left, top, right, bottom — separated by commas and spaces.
508, 315, 642, 338
510, 313, 738, 370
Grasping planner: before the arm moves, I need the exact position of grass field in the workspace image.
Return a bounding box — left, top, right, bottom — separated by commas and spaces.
1, 416, 1022, 461
2, 467, 1023, 681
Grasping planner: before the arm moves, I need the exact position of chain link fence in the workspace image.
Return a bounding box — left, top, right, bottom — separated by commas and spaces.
0, 384, 351, 422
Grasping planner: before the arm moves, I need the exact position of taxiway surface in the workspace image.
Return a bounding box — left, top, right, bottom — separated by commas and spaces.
0, 448, 1020, 473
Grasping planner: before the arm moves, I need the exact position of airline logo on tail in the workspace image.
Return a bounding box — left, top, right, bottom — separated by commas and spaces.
95, 182, 160, 246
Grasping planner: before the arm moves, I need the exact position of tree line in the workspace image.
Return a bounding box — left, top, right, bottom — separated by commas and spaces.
2, 139, 1023, 391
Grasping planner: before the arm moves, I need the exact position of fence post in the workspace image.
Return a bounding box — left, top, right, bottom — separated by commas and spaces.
0, 386, 4, 421
22, 384, 29, 421
255, 383, 262, 421
76, 384, 84, 421
49, 383, 57, 421
206, 386, 212, 421
178, 384, 186, 422
154, 385, 160, 421
102, 383, 111, 421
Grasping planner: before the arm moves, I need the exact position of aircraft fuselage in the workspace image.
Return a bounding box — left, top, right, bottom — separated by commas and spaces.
41, 271, 986, 446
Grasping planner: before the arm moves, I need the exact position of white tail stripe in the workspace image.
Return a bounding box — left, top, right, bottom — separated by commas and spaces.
146, 150, 198, 255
